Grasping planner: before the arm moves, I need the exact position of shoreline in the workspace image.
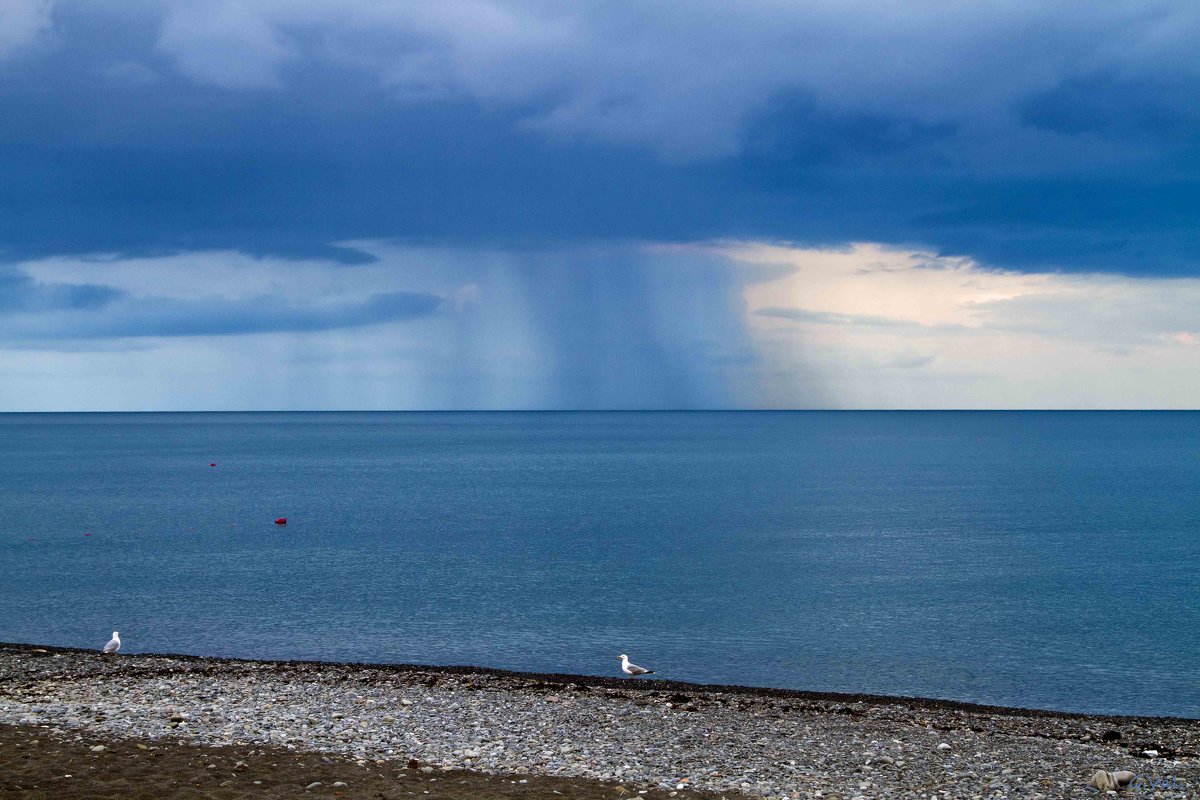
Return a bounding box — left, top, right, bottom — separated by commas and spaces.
1, 641, 1191, 724
3, 643, 1197, 798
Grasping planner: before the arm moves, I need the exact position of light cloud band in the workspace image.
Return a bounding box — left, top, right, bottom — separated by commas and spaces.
3, 241, 1200, 410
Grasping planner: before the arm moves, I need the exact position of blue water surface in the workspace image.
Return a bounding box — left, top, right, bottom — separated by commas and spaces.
0, 411, 1196, 717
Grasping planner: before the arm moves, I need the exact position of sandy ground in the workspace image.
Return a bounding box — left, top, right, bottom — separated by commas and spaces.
0, 723, 728, 800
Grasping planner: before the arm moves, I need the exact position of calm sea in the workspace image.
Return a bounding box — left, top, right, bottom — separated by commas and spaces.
0, 412, 1196, 717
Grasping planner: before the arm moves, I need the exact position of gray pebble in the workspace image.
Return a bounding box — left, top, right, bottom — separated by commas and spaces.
1, 647, 1197, 800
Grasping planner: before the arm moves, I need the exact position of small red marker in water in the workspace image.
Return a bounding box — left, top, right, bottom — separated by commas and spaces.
83, 533, 91, 537
209, 463, 217, 467
275, 517, 287, 525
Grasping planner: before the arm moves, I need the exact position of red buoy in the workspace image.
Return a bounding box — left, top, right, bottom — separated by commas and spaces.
209, 463, 216, 467
275, 517, 287, 525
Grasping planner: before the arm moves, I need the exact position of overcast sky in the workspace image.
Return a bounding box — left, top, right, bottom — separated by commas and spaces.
2, 0, 1198, 409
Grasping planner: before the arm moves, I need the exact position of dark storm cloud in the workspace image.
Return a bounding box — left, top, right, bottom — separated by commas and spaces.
1018, 73, 1200, 139
756, 307, 934, 329
96, 290, 443, 337
2, 281, 443, 340
0, 267, 123, 312
741, 91, 958, 167
0, 0, 1197, 274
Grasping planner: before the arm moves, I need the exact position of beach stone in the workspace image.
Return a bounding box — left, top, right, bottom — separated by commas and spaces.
332, 781, 348, 787
2, 647, 1199, 800
305, 781, 323, 790
1089, 770, 1137, 791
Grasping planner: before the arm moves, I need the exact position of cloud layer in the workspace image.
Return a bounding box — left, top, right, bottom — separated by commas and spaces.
2, 244, 759, 409
727, 242, 1200, 408
0, 0, 51, 59
138, 0, 1200, 161
5, 242, 1200, 410
0, 1, 1196, 273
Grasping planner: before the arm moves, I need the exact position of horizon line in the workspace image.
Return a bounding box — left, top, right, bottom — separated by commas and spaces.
2, 408, 1199, 414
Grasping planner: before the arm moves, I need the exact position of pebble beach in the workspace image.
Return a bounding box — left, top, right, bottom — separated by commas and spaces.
2, 643, 1197, 799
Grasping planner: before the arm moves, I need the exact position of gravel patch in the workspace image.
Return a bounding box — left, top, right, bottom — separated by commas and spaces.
2, 644, 1197, 799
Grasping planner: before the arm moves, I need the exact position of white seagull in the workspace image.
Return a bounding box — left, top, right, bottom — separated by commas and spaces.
102, 631, 121, 654
618, 653, 654, 677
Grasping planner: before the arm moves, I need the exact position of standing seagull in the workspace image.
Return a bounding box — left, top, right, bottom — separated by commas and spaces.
102, 631, 120, 654
618, 653, 654, 677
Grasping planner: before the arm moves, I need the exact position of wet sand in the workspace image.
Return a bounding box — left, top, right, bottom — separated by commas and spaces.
0, 722, 724, 800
